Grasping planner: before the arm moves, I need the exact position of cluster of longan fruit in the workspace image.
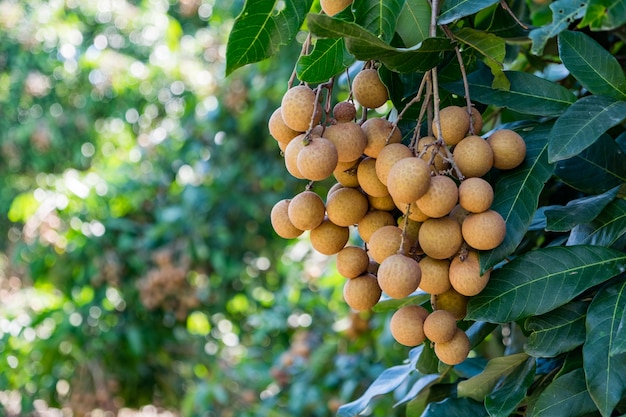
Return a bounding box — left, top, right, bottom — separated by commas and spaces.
269, 66, 526, 365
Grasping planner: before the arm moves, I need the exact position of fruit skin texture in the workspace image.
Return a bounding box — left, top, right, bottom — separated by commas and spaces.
423, 310, 457, 343
361, 118, 402, 158
270, 199, 304, 239
343, 273, 381, 311
432, 106, 470, 146
458, 177, 494, 213
368, 225, 403, 264
337, 246, 370, 279
390, 305, 428, 346
431, 287, 468, 320
416, 175, 459, 218
462, 210, 506, 250
418, 256, 451, 295
287, 190, 325, 231
269, 107, 300, 143
417, 136, 448, 172
357, 210, 396, 243
326, 187, 369, 227
323, 122, 367, 163
283, 134, 308, 179
376, 143, 413, 185
387, 157, 431, 204
333, 101, 357, 123
320, 0, 353, 16
434, 328, 471, 365
310, 218, 350, 255
487, 128, 527, 170
352, 68, 389, 109
452, 135, 494, 178
467, 106, 483, 135
357, 157, 390, 198
449, 251, 492, 296
377, 254, 422, 299
297, 137, 339, 181
280, 85, 320, 132
418, 217, 463, 260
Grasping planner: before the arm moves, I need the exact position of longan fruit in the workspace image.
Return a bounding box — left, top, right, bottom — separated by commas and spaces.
283, 134, 308, 179
434, 328, 470, 365
417, 136, 448, 172
368, 225, 403, 264
333, 101, 357, 123
357, 157, 390, 198
390, 305, 428, 346
357, 210, 396, 243
423, 310, 457, 343
326, 187, 369, 227
281, 85, 320, 132
452, 135, 494, 178
416, 175, 458, 218
323, 122, 367, 162
287, 190, 325, 231
467, 106, 483, 135
431, 287, 468, 320
394, 201, 430, 222
418, 217, 463, 260
310, 218, 350, 255
377, 254, 421, 299
269, 107, 301, 143
376, 143, 413, 185
462, 210, 506, 250
449, 250, 491, 296
337, 246, 370, 279
458, 177, 494, 213
400, 216, 422, 249
418, 256, 451, 295
387, 157, 431, 204
487, 129, 526, 170
327, 182, 345, 198
333, 159, 361, 188
352, 68, 389, 109
320, 0, 353, 16
368, 193, 396, 211
432, 106, 470, 146
297, 137, 339, 181
449, 204, 470, 224
343, 273, 381, 311
270, 199, 304, 239
361, 118, 402, 158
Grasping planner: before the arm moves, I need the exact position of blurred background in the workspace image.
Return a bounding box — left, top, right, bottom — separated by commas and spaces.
0, 1, 409, 416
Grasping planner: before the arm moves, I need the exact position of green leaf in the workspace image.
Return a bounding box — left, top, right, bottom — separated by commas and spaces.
579, 0, 626, 30
458, 353, 530, 402
467, 245, 626, 323
567, 198, 626, 247
583, 279, 626, 417
474, 2, 531, 40
421, 397, 488, 417
417, 341, 441, 375
485, 357, 537, 417
395, 374, 441, 406
611, 307, 626, 355
544, 186, 620, 232
529, 368, 599, 417
438, 0, 500, 25
528, 0, 587, 55
480, 123, 555, 272
555, 134, 626, 194
558, 31, 626, 100
453, 28, 509, 90
353, 0, 404, 43
548, 95, 626, 162
226, 0, 314, 75
524, 301, 588, 357
396, 0, 431, 47
296, 38, 352, 83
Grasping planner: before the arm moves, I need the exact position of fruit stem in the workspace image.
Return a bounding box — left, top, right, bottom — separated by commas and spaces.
288, 33, 313, 88
500, 0, 529, 30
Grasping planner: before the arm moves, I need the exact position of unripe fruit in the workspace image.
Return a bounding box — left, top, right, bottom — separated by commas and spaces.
462, 210, 506, 250
269, 107, 300, 143
352, 68, 389, 109
368, 193, 396, 211
452, 135, 494, 178
431, 287, 469, 320
343, 273, 381, 310
368, 225, 403, 264
390, 305, 428, 346
419, 217, 463, 260
423, 310, 457, 343
361, 118, 402, 158
376, 143, 413, 185
416, 175, 458, 218
337, 246, 370, 279
333, 159, 361, 188
357, 210, 396, 243
270, 199, 304, 239
287, 190, 325, 231
418, 256, 451, 295
417, 136, 448, 172
449, 250, 491, 296
283, 134, 308, 179
326, 187, 369, 227
458, 177, 494, 213
377, 254, 421, 299
432, 106, 470, 146
357, 157, 389, 197
323, 122, 367, 162
467, 106, 483, 135
487, 129, 526, 170
387, 157, 431, 204
333, 101, 357, 123
281, 85, 320, 132
297, 137, 339, 181
434, 328, 470, 365
310, 218, 350, 255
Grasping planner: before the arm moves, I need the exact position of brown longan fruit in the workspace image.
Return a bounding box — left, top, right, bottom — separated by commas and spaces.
418, 256, 451, 295
449, 250, 491, 296
432, 106, 470, 146
376, 143, 413, 185
333, 159, 361, 188
449, 204, 470, 225
283, 134, 308, 179
431, 287, 469, 320
297, 137, 339, 181
333, 101, 357, 123
368, 193, 396, 211
417, 136, 448, 172
462, 210, 506, 250
487, 129, 527, 170
323, 122, 367, 162
269, 107, 300, 143
320, 0, 353, 16
387, 157, 431, 204
343, 273, 381, 311
423, 310, 457, 343
467, 106, 483, 135
287, 190, 325, 231
357, 210, 396, 243
361, 118, 402, 158
281, 85, 320, 132
377, 254, 422, 299
337, 246, 370, 279
326, 187, 369, 227
452, 135, 494, 178
357, 157, 389, 198
310, 218, 350, 255
270, 199, 304, 239
400, 216, 422, 249
395, 202, 429, 222
390, 305, 428, 346
418, 217, 463, 260
458, 177, 494, 213
368, 225, 403, 264
434, 328, 471, 365
415, 175, 459, 218
352, 68, 389, 109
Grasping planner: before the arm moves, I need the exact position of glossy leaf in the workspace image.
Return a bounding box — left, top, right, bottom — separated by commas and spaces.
353, 0, 404, 43
584, 279, 626, 417
438, 0, 500, 24
558, 31, 626, 100
468, 245, 626, 323
524, 301, 588, 357
421, 397, 487, 417
458, 353, 530, 401
485, 357, 536, 417
579, 0, 626, 30
394, 374, 441, 406
226, 0, 314, 75
296, 38, 352, 83
529, 368, 598, 417
611, 307, 626, 355
544, 186, 620, 232
453, 27, 508, 90
567, 198, 626, 247
528, 0, 587, 55
396, 0, 431, 47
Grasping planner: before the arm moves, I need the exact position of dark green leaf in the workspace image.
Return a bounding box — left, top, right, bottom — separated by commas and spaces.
529, 368, 598, 417
373, 292, 430, 312
468, 246, 626, 323
567, 198, 626, 247
524, 301, 588, 357
528, 0, 587, 55
474, 2, 531, 40
396, 0, 431, 47
611, 307, 626, 355
417, 341, 441, 375
558, 31, 626, 99
406, 383, 458, 417
544, 186, 620, 232
485, 357, 537, 417
453, 28, 509, 90
438, 0, 500, 25
226, 0, 314, 75
421, 397, 488, 417
353, 0, 404, 43
395, 374, 441, 406
458, 353, 530, 402
467, 321, 499, 348
584, 279, 626, 417
579, 0, 626, 30
296, 38, 352, 83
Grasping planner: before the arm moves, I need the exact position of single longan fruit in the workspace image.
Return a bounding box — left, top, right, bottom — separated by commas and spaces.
449, 250, 491, 296
357, 210, 396, 243
287, 190, 325, 231
361, 118, 402, 158
458, 177, 494, 213
368, 225, 403, 264
423, 310, 457, 343
387, 157, 431, 204
432, 106, 470, 146
270, 199, 304, 239
376, 143, 413, 185
487, 129, 526, 170
269, 107, 301, 143
352, 68, 389, 109
418, 217, 463, 260
357, 157, 390, 198
417, 136, 448, 172
343, 273, 381, 311
327, 182, 345, 198
326, 187, 369, 227
390, 305, 428, 346
333, 101, 357, 123
368, 193, 396, 211
377, 254, 422, 299
333, 159, 361, 188
418, 256, 451, 295
416, 175, 459, 218
320, 0, 353, 16
467, 106, 483, 135
337, 246, 370, 279
283, 134, 309, 179
452, 135, 494, 178
310, 218, 350, 255
449, 204, 470, 225
323, 122, 367, 162
431, 287, 469, 320
434, 328, 471, 365
281, 85, 320, 132
462, 210, 506, 250
297, 137, 339, 181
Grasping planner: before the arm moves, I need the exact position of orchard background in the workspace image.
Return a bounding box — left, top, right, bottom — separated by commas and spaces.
1, 0, 626, 416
